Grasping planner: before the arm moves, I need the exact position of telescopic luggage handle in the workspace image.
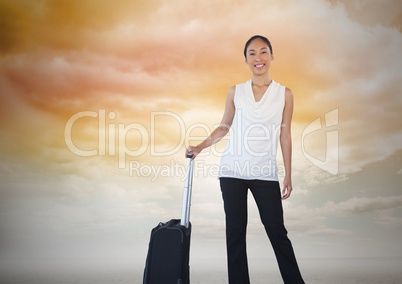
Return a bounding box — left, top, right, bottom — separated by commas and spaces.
180, 151, 194, 228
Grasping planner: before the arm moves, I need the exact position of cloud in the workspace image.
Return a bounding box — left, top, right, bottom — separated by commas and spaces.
280, 194, 402, 236
305, 228, 353, 236
321, 196, 402, 216
0, 0, 165, 53
191, 217, 225, 239
329, 0, 402, 31
375, 213, 402, 227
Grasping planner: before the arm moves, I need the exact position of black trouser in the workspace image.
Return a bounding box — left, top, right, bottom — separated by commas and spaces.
220, 177, 304, 284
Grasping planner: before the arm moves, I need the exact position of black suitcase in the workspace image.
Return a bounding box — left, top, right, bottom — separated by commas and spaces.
143, 152, 194, 284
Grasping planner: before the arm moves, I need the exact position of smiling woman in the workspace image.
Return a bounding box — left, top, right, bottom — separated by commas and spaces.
186, 35, 304, 284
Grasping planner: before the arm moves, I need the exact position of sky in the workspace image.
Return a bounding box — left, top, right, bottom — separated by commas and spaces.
1, 0, 402, 272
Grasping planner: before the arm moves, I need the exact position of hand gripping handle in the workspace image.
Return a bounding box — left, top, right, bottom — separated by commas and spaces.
186, 150, 194, 159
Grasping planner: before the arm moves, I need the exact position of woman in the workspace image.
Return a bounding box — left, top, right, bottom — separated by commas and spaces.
186, 35, 305, 284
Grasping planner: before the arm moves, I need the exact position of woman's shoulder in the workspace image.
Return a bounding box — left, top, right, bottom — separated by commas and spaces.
281, 82, 292, 96
272, 80, 291, 94
232, 80, 251, 95
284, 87, 293, 105
223, 85, 236, 104
285, 87, 293, 95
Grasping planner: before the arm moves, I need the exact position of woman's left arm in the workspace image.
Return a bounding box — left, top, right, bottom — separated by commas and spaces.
280, 87, 294, 200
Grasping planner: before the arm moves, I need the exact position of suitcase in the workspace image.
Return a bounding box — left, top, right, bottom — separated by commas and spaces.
143, 152, 194, 284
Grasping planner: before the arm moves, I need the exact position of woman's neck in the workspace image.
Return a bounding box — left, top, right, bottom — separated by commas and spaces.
251, 74, 272, 86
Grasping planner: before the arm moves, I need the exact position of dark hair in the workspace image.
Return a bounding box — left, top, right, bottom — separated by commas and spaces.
243, 35, 273, 59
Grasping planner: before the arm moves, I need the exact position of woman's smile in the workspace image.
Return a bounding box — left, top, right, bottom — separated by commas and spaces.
254, 63, 265, 69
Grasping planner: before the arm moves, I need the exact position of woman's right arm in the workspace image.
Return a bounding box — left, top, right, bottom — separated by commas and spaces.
186, 86, 236, 159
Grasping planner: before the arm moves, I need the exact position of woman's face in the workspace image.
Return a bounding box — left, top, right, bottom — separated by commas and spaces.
245, 38, 273, 75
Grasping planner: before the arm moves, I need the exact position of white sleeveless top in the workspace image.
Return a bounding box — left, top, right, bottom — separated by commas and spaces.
219, 79, 285, 181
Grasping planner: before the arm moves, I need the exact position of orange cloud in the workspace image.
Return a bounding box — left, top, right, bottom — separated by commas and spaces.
1, 0, 401, 174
